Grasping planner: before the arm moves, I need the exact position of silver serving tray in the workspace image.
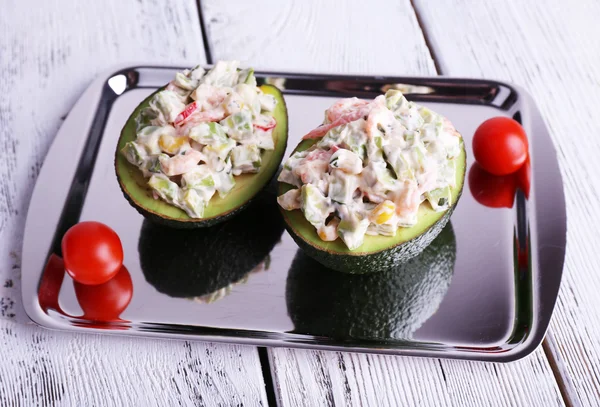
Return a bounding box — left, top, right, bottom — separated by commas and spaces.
22, 66, 566, 362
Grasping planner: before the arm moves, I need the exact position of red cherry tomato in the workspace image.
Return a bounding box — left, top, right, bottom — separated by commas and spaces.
469, 163, 517, 208
62, 221, 123, 285
473, 117, 528, 175
74, 265, 133, 321
516, 156, 531, 199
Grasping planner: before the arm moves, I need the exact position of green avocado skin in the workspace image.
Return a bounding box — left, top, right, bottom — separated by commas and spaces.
138, 185, 285, 298
122, 185, 249, 229
286, 206, 455, 274
286, 223, 456, 341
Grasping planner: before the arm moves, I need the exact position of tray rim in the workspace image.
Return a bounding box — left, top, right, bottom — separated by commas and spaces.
21, 64, 566, 363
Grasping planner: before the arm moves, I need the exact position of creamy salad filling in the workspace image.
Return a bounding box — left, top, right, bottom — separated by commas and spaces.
277, 90, 462, 250
121, 61, 278, 218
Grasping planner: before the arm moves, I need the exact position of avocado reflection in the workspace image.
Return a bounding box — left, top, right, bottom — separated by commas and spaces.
138, 189, 285, 301
286, 223, 456, 341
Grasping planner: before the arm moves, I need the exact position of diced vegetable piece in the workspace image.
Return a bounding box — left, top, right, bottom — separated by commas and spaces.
144, 155, 165, 174
220, 110, 254, 141
188, 65, 206, 81
121, 141, 147, 167
366, 222, 396, 237
235, 84, 261, 116
149, 90, 186, 123
174, 72, 198, 91
148, 174, 179, 202
135, 107, 159, 131
277, 188, 301, 211
328, 170, 357, 204
341, 122, 368, 160
238, 68, 256, 87
277, 168, 301, 187
188, 122, 228, 145
213, 169, 236, 198
203, 138, 236, 164
201, 60, 240, 87
385, 89, 409, 112
259, 94, 277, 112
425, 186, 452, 211
329, 149, 363, 174
181, 165, 214, 189
301, 184, 333, 228
181, 188, 206, 218
396, 104, 424, 131
253, 129, 275, 150
231, 144, 261, 175
223, 92, 246, 115
337, 211, 370, 250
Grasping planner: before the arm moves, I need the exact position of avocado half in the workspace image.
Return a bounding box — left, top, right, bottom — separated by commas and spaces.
116, 84, 288, 228
138, 185, 285, 299
286, 222, 456, 340
278, 137, 466, 273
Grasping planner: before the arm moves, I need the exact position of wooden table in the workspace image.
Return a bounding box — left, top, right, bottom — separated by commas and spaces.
1, 1, 597, 405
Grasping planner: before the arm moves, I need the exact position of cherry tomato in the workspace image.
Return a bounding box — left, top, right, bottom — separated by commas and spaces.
74, 265, 133, 321
469, 163, 517, 208
62, 221, 123, 285
473, 117, 528, 175
516, 156, 531, 199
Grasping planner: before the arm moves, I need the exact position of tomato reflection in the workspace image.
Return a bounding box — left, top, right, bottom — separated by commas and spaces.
74, 265, 133, 322
39, 254, 133, 328
468, 162, 517, 208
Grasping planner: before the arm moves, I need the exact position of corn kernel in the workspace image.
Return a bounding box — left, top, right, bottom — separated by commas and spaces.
159, 134, 187, 155
371, 200, 396, 224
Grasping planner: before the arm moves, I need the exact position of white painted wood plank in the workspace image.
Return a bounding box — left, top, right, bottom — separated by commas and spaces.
413, 0, 600, 405
203, 1, 565, 406
203, 0, 436, 75
0, 318, 266, 407
0, 1, 268, 406
270, 349, 564, 407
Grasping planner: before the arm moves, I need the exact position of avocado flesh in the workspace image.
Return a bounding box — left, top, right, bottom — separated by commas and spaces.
116, 84, 288, 228
286, 222, 456, 340
278, 138, 466, 273
138, 186, 285, 298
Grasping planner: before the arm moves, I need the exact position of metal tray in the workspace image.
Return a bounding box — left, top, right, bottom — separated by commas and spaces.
22, 66, 566, 362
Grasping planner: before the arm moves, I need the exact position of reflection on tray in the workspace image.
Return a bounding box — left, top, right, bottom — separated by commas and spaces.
138, 189, 285, 302
286, 223, 456, 341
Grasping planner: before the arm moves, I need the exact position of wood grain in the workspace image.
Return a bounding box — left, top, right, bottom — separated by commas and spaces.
270, 349, 564, 407
413, 1, 600, 405
0, 1, 268, 406
202, 0, 436, 75
0, 319, 266, 407
203, 0, 565, 405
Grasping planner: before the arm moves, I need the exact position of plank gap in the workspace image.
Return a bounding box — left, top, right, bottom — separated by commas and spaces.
408, 0, 443, 74
543, 335, 578, 407
258, 347, 278, 407
195, 0, 214, 63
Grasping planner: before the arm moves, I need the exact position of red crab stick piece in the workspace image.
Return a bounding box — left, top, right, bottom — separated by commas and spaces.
174, 101, 199, 126
254, 116, 277, 131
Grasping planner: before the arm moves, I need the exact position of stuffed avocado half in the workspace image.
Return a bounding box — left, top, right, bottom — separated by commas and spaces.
286, 222, 456, 340
277, 91, 466, 273
138, 185, 285, 300
116, 61, 288, 228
